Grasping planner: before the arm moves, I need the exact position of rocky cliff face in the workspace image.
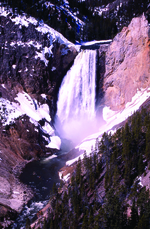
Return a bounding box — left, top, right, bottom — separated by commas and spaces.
0, 5, 149, 225
103, 14, 150, 110
0, 12, 77, 117
0, 116, 39, 226
0, 8, 77, 225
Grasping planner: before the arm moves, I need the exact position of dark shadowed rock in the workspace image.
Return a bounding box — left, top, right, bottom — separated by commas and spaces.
0, 12, 78, 223
0, 14, 78, 110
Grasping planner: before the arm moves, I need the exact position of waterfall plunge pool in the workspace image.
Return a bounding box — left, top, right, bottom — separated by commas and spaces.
12, 148, 70, 228
12, 49, 99, 228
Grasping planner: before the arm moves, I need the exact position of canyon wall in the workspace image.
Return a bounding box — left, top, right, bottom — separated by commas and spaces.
0, 13, 77, 117
0, 11, 77, 225
0, 8, 149, 225
103, 14, 150, 110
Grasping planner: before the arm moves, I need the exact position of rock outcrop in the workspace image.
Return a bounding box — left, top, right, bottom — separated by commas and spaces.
0, 6, 149, 226
0, 8, 78, 225
103, 14, 150, 110
96, 44, 110, 111
0, 12, 77, 117
0, 116, 37, 226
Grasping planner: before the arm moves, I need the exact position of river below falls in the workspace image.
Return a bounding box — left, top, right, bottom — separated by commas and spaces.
12, 150, 68, 229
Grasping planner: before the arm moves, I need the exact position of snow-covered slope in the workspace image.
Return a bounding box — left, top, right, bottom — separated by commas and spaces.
0, 5, 78, 150
66, 87, 150, 166
0, 91, 61, 150
0, 6, 76, 151
0, 6, 73, 46
0, 6, 77, 67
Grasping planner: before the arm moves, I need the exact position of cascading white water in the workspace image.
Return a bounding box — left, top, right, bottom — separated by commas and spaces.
55, 49, 97, 144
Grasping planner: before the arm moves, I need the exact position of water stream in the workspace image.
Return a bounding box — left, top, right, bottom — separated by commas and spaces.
55, 49, 97, 145
12, 151, 67, 228
12, 49, 97, 228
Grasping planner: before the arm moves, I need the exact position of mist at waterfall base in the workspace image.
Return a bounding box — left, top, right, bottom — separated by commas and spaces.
55, 49, 102, 146
55, 114, 101, 147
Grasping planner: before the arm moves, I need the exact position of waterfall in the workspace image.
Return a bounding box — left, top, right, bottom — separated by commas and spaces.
55, 49, 97, 144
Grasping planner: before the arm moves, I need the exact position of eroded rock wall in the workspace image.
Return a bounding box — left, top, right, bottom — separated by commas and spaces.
0, 11, 77, 224
103, 14, 150, 110
0, 14, 77, 116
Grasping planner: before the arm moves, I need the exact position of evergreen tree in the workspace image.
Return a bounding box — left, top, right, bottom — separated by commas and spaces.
138, 154, 145, 175
25, 217, 31, 229
130, 199, 139, 229
82, 210, 88, 229
76, 157, 82, 185
88, 209, 94, 228
145, 123, 150, 160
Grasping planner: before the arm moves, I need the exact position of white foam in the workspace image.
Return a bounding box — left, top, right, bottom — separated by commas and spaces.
56, 50, 97, 144
43, 154, 57, 162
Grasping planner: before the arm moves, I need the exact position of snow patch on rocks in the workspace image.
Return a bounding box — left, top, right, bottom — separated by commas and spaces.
66, 87, 150, 166
0, 90, 61, 150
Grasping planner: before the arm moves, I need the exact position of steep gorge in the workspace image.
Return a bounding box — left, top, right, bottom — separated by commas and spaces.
30, 15, 150, 228
56, 14, 150, 193
0, 7, 78, 225
0, 5, 149, 227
